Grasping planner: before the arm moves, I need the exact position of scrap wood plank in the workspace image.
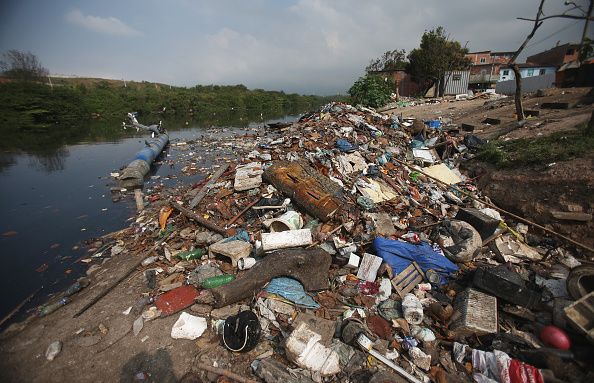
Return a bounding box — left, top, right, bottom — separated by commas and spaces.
391, 262, 425, 298
189, 164, 230, 208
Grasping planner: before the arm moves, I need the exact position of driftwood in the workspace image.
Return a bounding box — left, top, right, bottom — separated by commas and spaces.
171, 202, 227, 236
189, 164, 230, 208
211, 248, 331, 308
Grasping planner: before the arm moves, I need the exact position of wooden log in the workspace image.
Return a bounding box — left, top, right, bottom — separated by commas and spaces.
210, 248, 331, 308
171, 202, 227, 236
189, 164, 230, 208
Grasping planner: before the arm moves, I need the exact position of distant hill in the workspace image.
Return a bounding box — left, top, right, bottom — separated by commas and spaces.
0, 75, 345, 127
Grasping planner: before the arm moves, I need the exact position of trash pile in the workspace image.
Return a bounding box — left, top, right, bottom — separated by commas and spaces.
62, 103, 594, 382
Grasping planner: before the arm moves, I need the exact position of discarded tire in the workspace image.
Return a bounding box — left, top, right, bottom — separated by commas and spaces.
566, 265, 594, 300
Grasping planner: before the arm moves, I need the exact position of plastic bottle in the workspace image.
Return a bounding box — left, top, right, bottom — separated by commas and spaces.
201, 274, 235, 289
175, 248, 206, 261
64, 278, 90, 297
38, 297, 70, 317
402, 293, 424, 325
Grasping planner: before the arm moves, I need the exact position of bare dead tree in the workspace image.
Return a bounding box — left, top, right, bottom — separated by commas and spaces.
510, 0, 593, 122
508, 0, 546, 122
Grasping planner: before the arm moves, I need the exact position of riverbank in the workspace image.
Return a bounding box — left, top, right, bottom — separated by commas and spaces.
0, 78, 343, 152
1, 95, 593, 383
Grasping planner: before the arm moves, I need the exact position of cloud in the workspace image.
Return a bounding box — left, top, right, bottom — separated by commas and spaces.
65, 10, 142, 37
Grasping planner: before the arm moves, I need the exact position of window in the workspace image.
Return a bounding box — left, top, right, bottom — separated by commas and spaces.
539, 68, 546, 75
480, 57, 486, 63
527, 69, 534, 76
502, 70, 509, 76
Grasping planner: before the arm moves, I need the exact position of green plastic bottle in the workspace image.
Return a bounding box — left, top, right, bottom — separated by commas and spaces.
201, 275, 235, 289
175, 248, 206, 261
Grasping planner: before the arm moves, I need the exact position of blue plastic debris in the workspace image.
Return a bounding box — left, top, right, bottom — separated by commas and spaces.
264, 277, 320, 308
335, 139, 358, 153
222, 229, 250, 243
373, 237, 458, 284
424, 120, 442, 129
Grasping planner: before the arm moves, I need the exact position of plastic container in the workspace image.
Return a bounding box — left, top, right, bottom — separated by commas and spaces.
201, 274, 235, 289
175, 248, 206, 261
270, 211, 303, 232
238, 257, 256, 270
402, 293, 423, 325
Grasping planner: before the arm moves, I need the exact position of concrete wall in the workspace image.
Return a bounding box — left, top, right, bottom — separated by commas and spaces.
499, 66, 556, 81
495, 72, 556, 95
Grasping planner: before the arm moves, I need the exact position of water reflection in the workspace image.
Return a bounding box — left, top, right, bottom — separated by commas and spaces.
0, 152, 17, 172
0, 108, 305, 174
26, 147, 69, 172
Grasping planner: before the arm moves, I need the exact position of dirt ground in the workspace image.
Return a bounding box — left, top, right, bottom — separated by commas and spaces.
1, 87, 593, 383
0, 239, 264, 383
390, 87, 594, 250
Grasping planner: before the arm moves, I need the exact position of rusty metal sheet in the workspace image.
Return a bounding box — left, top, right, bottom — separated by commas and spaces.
263, 161, 344, 222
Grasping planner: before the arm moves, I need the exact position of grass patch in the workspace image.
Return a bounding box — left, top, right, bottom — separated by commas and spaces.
478, 124, 594, 168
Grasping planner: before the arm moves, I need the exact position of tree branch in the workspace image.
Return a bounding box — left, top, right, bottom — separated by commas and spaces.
518, 15, 594, 21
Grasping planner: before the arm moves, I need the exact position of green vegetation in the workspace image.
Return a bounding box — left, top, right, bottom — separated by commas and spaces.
0, 78, 343, 152
0, 78, 338, 124
366, 49, 407, 72
407, 27, 470, 97
348, 75, 393, 108
478, 124, 594, 169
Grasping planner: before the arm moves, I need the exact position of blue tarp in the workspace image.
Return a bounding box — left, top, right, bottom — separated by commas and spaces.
264, 277, 319, 308
373, 237, 458, 284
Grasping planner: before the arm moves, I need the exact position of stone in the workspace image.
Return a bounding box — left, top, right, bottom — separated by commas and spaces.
293, 313, 336, 346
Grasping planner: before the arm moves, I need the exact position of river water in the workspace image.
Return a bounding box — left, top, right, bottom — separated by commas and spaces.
0, 114, 298, 322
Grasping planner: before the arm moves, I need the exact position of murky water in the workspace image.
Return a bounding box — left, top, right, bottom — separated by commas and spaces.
0, 113, 298, 322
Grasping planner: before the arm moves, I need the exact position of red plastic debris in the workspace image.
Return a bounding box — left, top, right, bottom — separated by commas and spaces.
155, 285, 199, 316
539, 325, 571, 350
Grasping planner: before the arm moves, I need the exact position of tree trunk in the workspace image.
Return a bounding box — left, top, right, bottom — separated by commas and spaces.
587, 110, 594, 136
512, 64, 524, 121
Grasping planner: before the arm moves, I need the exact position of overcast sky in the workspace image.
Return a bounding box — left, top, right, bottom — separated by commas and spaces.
0, 0, 590, 94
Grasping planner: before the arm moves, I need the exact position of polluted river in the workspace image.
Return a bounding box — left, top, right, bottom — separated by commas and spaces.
0, 114, 298, 323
